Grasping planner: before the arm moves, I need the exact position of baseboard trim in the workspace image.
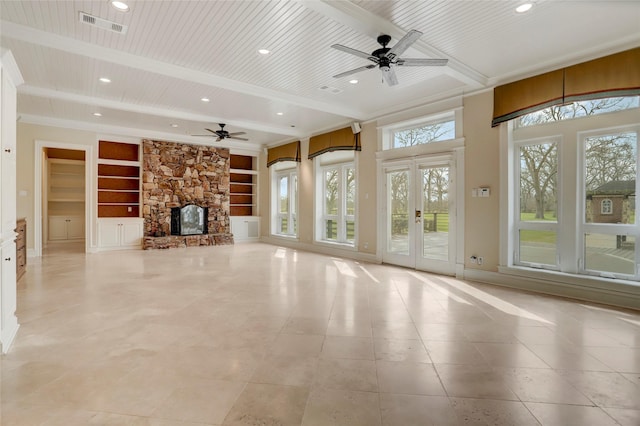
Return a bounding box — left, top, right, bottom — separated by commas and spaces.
463, 268, 640, 311
261, 236, 380, 264
94, 245, 143, 252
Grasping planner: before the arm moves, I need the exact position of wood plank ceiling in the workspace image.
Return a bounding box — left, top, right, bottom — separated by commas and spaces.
1, 1, 638, 149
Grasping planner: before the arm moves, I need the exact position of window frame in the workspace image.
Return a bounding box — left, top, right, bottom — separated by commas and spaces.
505, 99, 640, 283
314, 153, 357, 248
513, 137, 561, 270
381, 108, 463, 153
390, 112, 456, 149
577, 126, 640, 279
514, 96, 640, 129
271, 163, 298, 238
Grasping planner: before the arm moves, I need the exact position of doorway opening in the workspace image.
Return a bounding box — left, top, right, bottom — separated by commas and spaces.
34, 141, 93, 256
381, 153, 462, 276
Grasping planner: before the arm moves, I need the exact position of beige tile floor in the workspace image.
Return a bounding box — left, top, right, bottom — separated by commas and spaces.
2, 241, 640, 425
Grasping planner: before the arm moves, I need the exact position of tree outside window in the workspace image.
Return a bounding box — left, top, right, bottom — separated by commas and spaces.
517, 96, 639, 127
393, 118, 455, 148
321, 163, 355, 244
274, 169, 297, 237
512, 95, 639, 279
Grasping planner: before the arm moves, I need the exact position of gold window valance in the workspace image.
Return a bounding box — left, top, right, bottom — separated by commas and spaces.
308, 127, 360, 159
267, 140, 300, 167
492, 47, 640, 127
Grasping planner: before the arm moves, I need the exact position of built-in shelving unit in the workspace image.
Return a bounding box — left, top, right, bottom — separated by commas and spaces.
97, 140, 141, 218
229, 154, 257, 217
48, 159, 85, 217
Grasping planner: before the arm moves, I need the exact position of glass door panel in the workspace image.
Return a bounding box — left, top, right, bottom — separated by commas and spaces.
383, 167, 414, 268
387, 169, 410, 255
421, 166, 449, 262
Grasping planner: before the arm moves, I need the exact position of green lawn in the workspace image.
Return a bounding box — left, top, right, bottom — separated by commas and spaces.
424, 212, 449, 232
519, 211, 556, 244
520, 211, 557, 221
520, 229, 556, 244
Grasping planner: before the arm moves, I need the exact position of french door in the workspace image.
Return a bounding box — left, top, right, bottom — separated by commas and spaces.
382, 155, 457, 275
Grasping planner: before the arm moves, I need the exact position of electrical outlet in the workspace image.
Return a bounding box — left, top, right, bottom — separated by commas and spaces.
477, 257, 483, 265
470, 256, 477, 264
364, 242, 369, 249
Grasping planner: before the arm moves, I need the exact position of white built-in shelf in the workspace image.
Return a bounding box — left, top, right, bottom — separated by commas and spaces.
48, 159, 85, 217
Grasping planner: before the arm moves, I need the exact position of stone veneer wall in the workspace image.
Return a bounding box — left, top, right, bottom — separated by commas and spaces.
142, 139, 233, 248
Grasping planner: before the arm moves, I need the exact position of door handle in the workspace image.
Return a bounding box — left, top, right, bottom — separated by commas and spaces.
415, 210, 422, 223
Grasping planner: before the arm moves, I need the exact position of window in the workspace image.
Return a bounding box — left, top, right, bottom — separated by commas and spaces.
271, 163, 297, 237
581, 131, 637, 277
315, 151, 356, 246
516, 96, 639, 128
383, 110, 459, 151
509, 96, 640, 281
515, 140, 559, 268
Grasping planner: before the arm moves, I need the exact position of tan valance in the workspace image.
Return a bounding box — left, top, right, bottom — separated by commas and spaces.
564, 48, 640, 102
308, 127, 360, 159
492, 47, 640, 127
492, 70, 564, 126
267, 141, 300, 167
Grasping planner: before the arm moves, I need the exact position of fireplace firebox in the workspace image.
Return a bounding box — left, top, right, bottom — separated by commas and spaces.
171, 205, 208, 236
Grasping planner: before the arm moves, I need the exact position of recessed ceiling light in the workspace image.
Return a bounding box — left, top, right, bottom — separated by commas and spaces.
515, 3, 533, 13
201, 97, 210, 102
170, 124, 179, 128
99, 77, 111, 83
93, 112, 102, 117
111, 1, 129, 12
258, 49, 271, 55
349, 79, 358, 84
317, 85, 343, 94
276, 112, 284, 116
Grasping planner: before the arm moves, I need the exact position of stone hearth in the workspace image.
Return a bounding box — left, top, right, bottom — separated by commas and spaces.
143, 233, 233, 250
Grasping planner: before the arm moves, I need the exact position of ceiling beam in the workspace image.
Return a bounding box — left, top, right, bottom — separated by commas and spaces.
19, 85, 306, 138
18, 114, 263, 152
1, 20, 367, 120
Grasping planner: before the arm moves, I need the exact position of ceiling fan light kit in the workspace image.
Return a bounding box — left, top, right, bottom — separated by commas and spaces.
331, 29, 448, 86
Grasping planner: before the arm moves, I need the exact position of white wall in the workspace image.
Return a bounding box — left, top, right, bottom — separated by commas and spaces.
16, 123, 97, 250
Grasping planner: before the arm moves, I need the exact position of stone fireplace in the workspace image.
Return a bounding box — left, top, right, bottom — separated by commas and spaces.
141, 139, 234, 249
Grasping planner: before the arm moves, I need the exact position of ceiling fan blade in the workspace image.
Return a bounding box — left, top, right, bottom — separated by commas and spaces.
331, 44, 378, 62
228, 136, 249, 141
205, 128, 218, 134
381, 67, 399, 86
216, 137, 222, 142
396, 58, 448, 66
192, 134, 214, 137
227, 131, 247, 137
386, 29, 422, 60
333, 64, 377, 79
